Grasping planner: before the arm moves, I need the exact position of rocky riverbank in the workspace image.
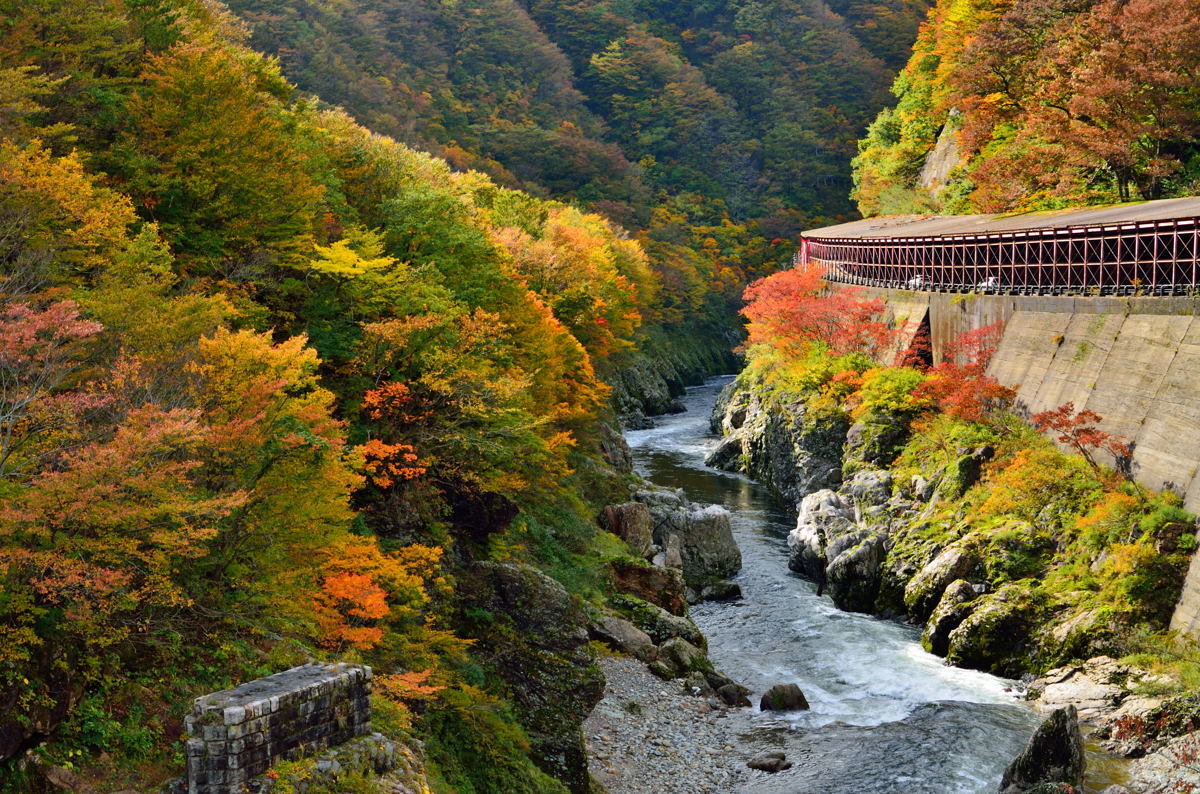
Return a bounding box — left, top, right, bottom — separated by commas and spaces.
705, 368, 1200, 791
585, 655, 752, 794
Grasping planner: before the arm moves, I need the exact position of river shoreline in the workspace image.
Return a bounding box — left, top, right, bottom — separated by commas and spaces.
593, 375, 1142, 793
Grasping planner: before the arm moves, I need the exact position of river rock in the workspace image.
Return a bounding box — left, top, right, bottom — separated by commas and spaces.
699, 580, 742, 602
589, 615, 656, 661
904, 544, 979, 621
705, 434, 743, 470
680, 504, 742, 587
635, 488, 742, 588
657, 637, 709, 677
716, 682, 752, 707
601, 502, 654, 557
760, 684, 809, 712
946, 581, 1042, 676
613, 595, 707, 649
609, 559, 687, 615
922, 579, 977, 657
1027, 657, 1134, 721
825, 532, 888, 613
683, 670, 715, 697
998, 706, 1085, 793
787, 489, 855, 579
747, 751, 792, 772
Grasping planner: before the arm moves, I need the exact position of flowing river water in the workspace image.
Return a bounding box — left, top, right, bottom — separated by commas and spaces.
624, 375, 1124, 793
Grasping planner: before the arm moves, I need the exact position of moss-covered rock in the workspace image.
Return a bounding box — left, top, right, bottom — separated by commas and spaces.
904, 544, 979, 621
706, 373, 848, 506
842, 416, 911, 476
922, 579, 977, 657
946, 581, 1046, 676
826, 532, 889, 613
457, 562, 605, 793
609, 593, 706, 649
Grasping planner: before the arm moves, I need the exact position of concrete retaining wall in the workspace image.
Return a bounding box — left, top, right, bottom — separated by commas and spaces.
837, 286, 1200, 632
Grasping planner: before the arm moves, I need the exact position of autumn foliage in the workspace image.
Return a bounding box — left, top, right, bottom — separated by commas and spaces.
855, 0, 1200, 214
1033, 401, 1132, 472
741, 266, 893, 358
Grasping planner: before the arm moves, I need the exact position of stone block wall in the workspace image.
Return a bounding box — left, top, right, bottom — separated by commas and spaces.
184, 662, 372, 793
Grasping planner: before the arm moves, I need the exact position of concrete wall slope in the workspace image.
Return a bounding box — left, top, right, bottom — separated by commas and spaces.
832, 284, 1200, 631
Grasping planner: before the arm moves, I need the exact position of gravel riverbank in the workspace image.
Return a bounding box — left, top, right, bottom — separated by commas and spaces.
585, 655, 755, 793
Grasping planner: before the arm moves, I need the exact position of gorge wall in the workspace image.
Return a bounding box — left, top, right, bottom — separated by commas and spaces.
840, 285, 1200, 631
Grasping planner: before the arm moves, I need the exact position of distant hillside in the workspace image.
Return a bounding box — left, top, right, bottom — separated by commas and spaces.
853, 0, 1200, 217
224, 0, 931, 235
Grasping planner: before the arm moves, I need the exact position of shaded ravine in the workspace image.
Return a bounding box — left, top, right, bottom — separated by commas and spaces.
625, 376, 1045, 793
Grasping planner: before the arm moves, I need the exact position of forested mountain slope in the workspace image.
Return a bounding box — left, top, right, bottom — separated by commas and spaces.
853, 0, 1200, 216
0, 0, 775, 788
223, 0, 931, 236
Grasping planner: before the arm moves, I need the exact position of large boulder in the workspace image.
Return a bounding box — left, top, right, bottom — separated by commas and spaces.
611, 594, 706, 649
946, 581, 1043, 676
922, 579, 977, 657
609, 559, 687, 615
459, 563, 604, 793
600, 502, 653, 557
589, 615, 656, 661
825, 532, 889, 613
787, 489, 855, 580
760, 684, 810, 712
680, 505, 742, 587
634, 488, 741, 588
904, 544, 979, 621
998, 706, 1085, 793
657, 637, 710, 678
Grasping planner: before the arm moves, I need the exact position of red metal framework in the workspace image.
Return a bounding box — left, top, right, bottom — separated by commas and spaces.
797, 216, 1200, 295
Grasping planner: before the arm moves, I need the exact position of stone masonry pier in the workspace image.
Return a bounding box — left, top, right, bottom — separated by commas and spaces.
184, 662, 372, 793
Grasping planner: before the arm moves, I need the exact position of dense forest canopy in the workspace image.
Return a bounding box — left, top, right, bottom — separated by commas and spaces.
221, 0, 932, 236
853, 0, 1200, 216
0, 0, 954, 789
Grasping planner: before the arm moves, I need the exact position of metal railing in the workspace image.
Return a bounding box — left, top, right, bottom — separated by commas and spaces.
797, 216, 1200, 296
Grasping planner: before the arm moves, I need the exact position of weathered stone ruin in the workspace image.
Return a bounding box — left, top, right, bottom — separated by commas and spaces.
182, 662, 372, 793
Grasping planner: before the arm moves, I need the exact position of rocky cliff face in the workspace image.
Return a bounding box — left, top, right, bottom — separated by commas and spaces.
458, 562, 605, 792
705, 374, 1107, 678
610, 331, 739, 429
706, 379, 847, 504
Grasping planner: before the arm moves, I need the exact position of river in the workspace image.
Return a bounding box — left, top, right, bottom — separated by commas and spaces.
625, 375, 1083, 793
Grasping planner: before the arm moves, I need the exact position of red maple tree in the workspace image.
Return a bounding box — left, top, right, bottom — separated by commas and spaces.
1032, 401, 1131, 472
741, 266, 894, 358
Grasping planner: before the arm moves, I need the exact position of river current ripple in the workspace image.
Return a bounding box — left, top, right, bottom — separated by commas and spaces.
625, 376, 1042, 794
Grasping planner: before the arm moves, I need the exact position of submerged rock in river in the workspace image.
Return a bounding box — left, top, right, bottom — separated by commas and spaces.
997, 705, 1085, 793
759, 683, 810, 712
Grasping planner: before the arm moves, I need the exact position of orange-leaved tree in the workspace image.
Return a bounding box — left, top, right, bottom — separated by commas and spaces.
741, 266, 893, 359
913, 322, 1014, 421
311, 536, 446, 652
